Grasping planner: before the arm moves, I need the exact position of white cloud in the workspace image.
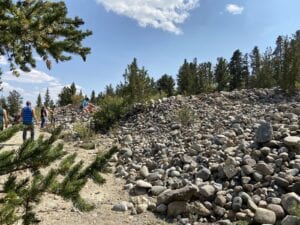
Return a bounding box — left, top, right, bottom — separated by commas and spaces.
1, 82, 26, 94
3, 69, 60, 85
0, 56, 8, 65
96, 0, 199, 34
1, 67, 85, 105
226, 4, 244, 15
43, 84, 83, 102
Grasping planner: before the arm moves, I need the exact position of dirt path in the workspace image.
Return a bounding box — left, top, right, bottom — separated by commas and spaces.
1, 127, 173, 225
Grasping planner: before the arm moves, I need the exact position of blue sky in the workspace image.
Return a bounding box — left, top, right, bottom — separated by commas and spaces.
1, 0, 300, 104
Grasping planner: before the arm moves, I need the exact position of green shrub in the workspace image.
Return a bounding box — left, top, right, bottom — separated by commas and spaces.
73, 122, 93, 141
175, 106, 195, 126
93, 96, 127, 132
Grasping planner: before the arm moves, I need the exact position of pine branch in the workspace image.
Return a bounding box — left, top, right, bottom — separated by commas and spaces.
0, 125, 22, 143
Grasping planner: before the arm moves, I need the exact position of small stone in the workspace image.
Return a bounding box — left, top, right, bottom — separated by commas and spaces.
215, 195, 227, 207
136, 180, 152, 189
255, 162, 274, 176
254, 207, 276, 224
187, 201, 211, 217
167, 201, 187, 217
267, 204, 285, 219
284, 136, 300, 154
112, 202, 128, 212
274, 176, 289, 188
232, 196, 243, 211
140, 166, 149, 178
197, 167, 211, 181
198, 184, 216, 198
150, 186, 167, 196
156, 204, 167, 214
223, 157, 239, 179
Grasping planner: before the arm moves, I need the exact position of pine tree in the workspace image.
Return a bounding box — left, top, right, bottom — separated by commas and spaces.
242, 54, 250, 89
44, 88, 51, 107
105, 84, 115, 97
90, 90, 96, 103
7, 90, 23, 116
279, 31, 300, 93
156, 74, 175, 97
49, 100, 55, 108
250, 46, 261, 77
120, 58, 156, 104
229, 49, 244, 90
177, 59, 191, 94
0, 0, 92, 76
215, 57, 230, 91
70, 82, 77, 96
273, 36, 284, 84
58, 87, 73, 106
257, 48, 275, 88
36, 94, 42, 108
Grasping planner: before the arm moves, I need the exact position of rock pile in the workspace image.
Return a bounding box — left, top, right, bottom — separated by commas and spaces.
55, 104, 94, 129
112, 88, 300, 224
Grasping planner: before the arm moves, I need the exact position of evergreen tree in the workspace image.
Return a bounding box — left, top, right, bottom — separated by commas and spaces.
49, 100, 55, 108
242, 54, 250, 89
215, 57, 230, 91
36, 93, 42, 108
250, 46, 261, 77
58, 87, 73, 106
0, 0, 92, 76
70, 82, 77, 96
279, 31, 300, 93
44, 88, 51, 107
120, 58, 156, 104
177, 59, 191, 94
156, 74, 175, 97
257, 48, 275, 88
90, 90, 96, 103
229, 49, 244, 90
79, 90, 83, 98
273, 36, 284, 84
198, 62, 214, 93
105, 84, 115, 96
7, 90, 23, 116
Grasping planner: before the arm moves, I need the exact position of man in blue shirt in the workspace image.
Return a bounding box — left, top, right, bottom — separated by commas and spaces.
21, 101, 38, 141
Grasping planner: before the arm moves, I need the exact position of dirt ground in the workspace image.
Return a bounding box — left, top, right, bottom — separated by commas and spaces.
1, 128, 174, 225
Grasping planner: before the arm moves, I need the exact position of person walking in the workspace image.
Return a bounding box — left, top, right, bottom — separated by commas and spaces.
49, 105, 57, 128
0, 104, 9, 131
21, 101, 38, 141
40, 106, 47, 129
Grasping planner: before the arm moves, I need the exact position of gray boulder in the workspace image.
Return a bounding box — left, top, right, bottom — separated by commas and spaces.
157, 185, 198, 204
255, 121, 273, 143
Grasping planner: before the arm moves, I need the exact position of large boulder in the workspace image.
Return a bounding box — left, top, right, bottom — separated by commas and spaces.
157, 185, 198, 204
281, 215, 300, 225
281, 192, 300, 216
255, 121, 273, 143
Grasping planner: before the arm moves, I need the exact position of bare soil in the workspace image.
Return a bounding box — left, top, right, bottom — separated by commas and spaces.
1, 127, 173, 225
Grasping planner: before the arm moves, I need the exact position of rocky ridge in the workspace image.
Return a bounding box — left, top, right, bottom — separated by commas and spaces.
111, 88, 300, 225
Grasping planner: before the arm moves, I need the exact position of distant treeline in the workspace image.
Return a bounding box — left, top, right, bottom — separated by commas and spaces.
81, 29, 299, 106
